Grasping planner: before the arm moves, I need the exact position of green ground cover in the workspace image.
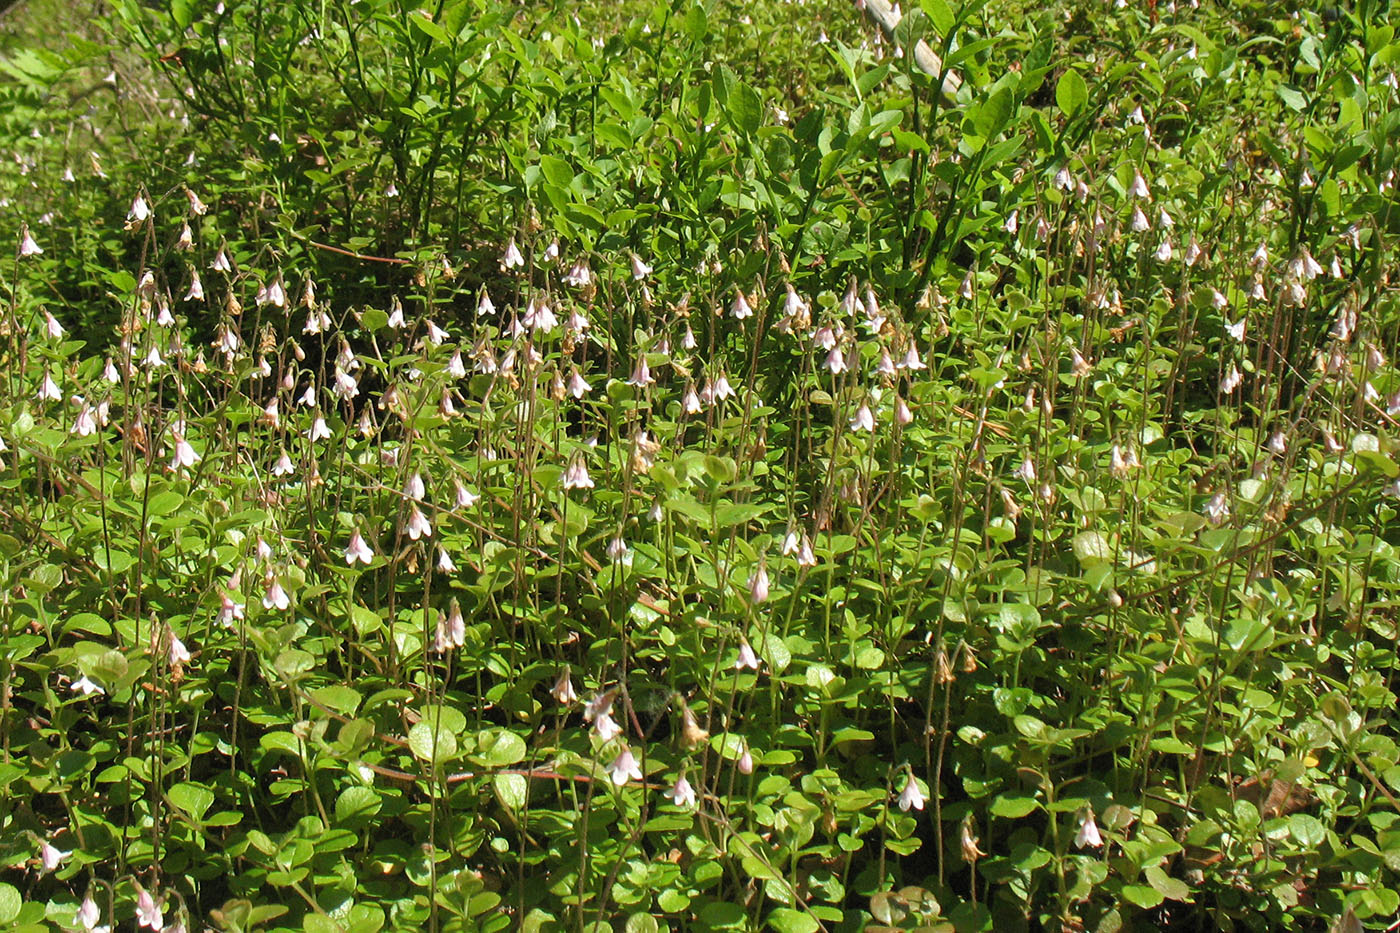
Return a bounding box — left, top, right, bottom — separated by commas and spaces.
0, 0, 1398, 929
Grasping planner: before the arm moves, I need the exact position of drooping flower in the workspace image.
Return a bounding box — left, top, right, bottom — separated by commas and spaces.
584, 689, 615, 722
730, 289, 753, 320
1290, 248, 1323, 281
782, 284, 808, 321
564, 259, 592, 287
262, 577, 290, 611
168, 633, 191, 667
19, 223, 43, 257
524, 296, 558, 333
1129, 169, 1150, 200
135, 888, 163, 930
959, 815, 985, 862
454, 480, 479, 509
681, 703, 708, 747
219, 592, 245, 627
561, 458, 594, 490
1283, 278, 1307, 307
345, 530, 374, 566
1074, 806, 1104, 848
737, 744, 754, 774
898, 774, 925, 812
825, 346, 848, 375
434, 600, 466, 652
550, 666, 578, 705
39, 841, 70, 873
42, 309, 64, 340
711, 372, 735, 401
1219, 362, 1242, 394
567, 368, 592, 399
630, 253, 652, 280
385, 296, 406, 329
607, 536, 632, 565
436, 546, 456, 573
72, 403, 98, 437
72, 674, 105, 696
477, 289, 496, 317
500, 238, 525, 271
849, 403, 875, 433
403, 504, 433, 540
76, 893, 102, 931
735, 640, 761, 670
626, 354, 653, 387
608, 747, 643, 786
127, 193, 151, 227
747, 559, 770, 604
796, 534, 816, 567
1204, 491, 1230, 525
169, 433, 200, 470
594, 711, 622, 740
306, 415, 332, 442
665, 773, 697, 808
37, 370, 62, 401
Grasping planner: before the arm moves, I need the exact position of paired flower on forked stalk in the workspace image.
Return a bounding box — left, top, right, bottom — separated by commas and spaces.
434, 599, 466, 652
561, 455, 594, 491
